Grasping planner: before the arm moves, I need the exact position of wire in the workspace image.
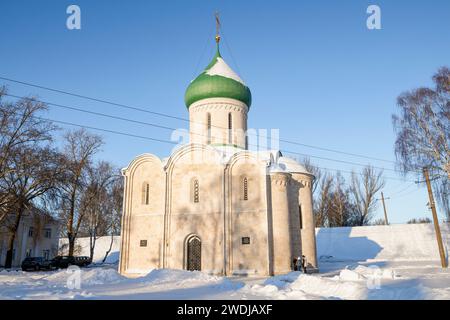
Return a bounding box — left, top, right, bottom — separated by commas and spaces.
192, 29, 214, 79
389, 187, 422, 200
221, 31, 242, 76
390, 183, 416, 196
33, 116, 178, 146
3, 108, 414, 183
0, 76, 403, 167
0, 76, 189, 123
5, 92, 410, 175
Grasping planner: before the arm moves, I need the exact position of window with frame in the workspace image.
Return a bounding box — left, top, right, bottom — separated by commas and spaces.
207, 113, 212, 144
43, 249, 50, 260
299, 205, 303, 229
192, 179, 199, 203
243, 177, 248, 201
44, 228, 52, 238
28, 227, 34, 237
228, 113, 232, 143
142, 182, 150, 205
26, 249, 32, 257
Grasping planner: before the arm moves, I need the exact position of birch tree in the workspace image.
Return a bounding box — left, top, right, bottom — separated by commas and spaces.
393, 66, 449, 218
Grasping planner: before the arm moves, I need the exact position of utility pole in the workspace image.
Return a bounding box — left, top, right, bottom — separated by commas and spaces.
380, 192, 389, 225
423, 168, 448, 268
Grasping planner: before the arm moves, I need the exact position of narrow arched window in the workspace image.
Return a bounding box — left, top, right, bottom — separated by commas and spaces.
142, 182, 150, 205
192, 179, 199, 203
228, 113, 232, 144
299, 205, 303, 229
243, 177, 248, 201
207, 113, 211, 144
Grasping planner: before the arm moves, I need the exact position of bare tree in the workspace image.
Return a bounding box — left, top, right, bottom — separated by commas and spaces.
393, 66, 449, 178
56, 129, 103, 257
435, 179, 449, 221
314, 173, 333, 227
301, 157, 322, 194
102, 175, 123, 263
0, 91, 55, 223
1, 146, 62, 267
328, 172, 355, 227
407, 217, 432, 224
78, 161, 117, 261
350, 166, 385, 226
393, 66, 449, 220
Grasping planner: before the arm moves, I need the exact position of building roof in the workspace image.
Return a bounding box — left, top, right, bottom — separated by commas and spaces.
277, 157, 310, 174
184, 46, 252, 108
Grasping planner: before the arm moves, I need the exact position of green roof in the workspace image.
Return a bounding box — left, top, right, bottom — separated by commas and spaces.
184, 47, 252, 108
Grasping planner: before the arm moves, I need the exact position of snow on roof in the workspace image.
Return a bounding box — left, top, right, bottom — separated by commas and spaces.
277, 157, 310, 174
206, 57, 246, 85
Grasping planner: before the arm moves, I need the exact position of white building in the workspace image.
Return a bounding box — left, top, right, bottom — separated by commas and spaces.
119, 36, 318, 277
0, 209, 59, 268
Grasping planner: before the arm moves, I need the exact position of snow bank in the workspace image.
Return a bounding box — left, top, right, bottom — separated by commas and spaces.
141, 269, 222, 285
139, 269, 243, 292
43, 267, 125, 286
336, 265, 398, 281
240, 272, 367, 300
316, 223, 450, 262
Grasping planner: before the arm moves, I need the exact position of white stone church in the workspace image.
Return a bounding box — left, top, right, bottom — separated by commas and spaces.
119, 35, 318, 277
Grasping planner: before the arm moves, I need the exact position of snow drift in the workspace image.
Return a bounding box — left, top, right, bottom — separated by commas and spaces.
316, 223, 450, 262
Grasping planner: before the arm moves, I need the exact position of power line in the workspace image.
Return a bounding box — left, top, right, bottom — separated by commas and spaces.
0, 76, 189, 123
291, 163, 415, 182
0, 76, 402, 167
33, 116, 178, 146
15, 114, 416, 182
5, 92, 409, 175
390, 183, 416, 196
281, 150, 403, 174
5, 93, 177, 132
389, 187, 422, 200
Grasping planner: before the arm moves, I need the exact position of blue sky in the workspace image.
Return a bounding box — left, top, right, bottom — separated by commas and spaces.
1, 0, 449, 223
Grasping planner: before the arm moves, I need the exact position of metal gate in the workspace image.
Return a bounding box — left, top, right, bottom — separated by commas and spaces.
187, 236, 201, 271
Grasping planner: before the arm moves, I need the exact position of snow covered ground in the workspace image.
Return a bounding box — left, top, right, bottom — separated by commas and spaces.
1, 224, 448, 300
0, 260, 449, 300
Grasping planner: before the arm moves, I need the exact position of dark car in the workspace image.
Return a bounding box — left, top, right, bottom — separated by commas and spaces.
21, 257, 52, 271
50, 256, 92, 269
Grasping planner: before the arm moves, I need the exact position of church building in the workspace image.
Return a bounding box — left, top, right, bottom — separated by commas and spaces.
119, 26, 318, 277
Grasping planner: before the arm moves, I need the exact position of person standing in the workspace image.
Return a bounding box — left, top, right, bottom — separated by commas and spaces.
300, 255, 307, 273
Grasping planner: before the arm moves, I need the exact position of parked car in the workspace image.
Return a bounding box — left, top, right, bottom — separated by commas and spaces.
50, 256, 92, 269
21, 257, 52, 271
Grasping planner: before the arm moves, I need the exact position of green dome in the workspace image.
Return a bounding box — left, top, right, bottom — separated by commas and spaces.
185, 47, 252, 108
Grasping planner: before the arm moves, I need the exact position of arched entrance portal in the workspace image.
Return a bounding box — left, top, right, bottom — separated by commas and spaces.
186, 235, 201, 271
